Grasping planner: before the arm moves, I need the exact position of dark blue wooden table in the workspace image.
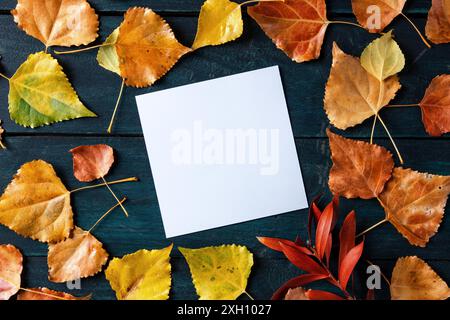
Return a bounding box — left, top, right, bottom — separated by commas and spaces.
0, 0, 449, 300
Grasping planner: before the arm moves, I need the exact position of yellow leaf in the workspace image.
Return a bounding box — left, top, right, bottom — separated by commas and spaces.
0, 160, 74, 243
0, 244, 22, 300
179, 244, 254, 300
360, 31, 405, 81
105, 245, 173, 300
192, 0, 243, 50
97, 28, 121, 76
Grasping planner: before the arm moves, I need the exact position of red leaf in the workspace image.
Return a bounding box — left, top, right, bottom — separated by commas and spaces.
338, 241, 364, 289
325, 234, 332, 265
280, 243, 327, 275
315, 199, 335, 260
308, 195, 323, 242
271, 274, 329, 300
305, 289, 346, 300
339, 210, 356, 270
257, 237, 312, 255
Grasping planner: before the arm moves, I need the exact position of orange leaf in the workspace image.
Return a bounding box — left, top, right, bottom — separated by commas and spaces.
380, 167, 450, 247
391, 256, 450, 300
247, 0, 328, 62
327, 129, 394, 199
0, 245, 22, 300
12, 0, 99, 47
339, 210, 356, 270
116, 7, 191, 88
284, 287, 309, 300
70, 144, 114, 182
419, 74, 450, 136
351, 0, 406, 33
257, 237, 312, 255
338, 241, 364, 289
315, 199, 334, 260
425, 0, 450, 44
17, 287, 90, 300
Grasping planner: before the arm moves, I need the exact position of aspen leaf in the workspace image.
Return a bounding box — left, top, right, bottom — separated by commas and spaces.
391, 256, 450, 300
248, 0, 328, 62
70, 144, 115, 182
0, 120, 5, 149
324, 43, 401, 129
0, 160, 74, 243
379, 167, 450, 247
360, 31, 405, 81
115, 7, 191, 88
12, 0, 99, 48
0, 244, 22, 300
192, 0, 243, 50
426, 0, 450, 44
48, 227, 109, 282
7, 52, 96, 128
97, 28, 121, 76
351, 0, 406, 33
179, 244, 253, 300
17, 287, 90, 300
105, 245, 173, 300
327, 130, 394, 199
419, 74, 450, 136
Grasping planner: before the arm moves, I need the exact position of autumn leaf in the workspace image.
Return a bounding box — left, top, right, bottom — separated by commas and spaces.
379, 167, 450, 247
192, 0, 243, 50
97, 28, 121, 76
179, 244, 253, 300
0, 244, 22, 300
3, 52, 96, 128
324, 43, 401, 130
351, 0, 406, 33
0, 160, 73, 243
248, 0, 328, 62
327, 130, 394, 199
0, 120, 5, 149
48, 227, 108, 282
105, 245, 173, 300
419, 74, 450, 136
284, 287, 309, 300
426, 0, 450, 44
391, 256, 450, 300
12, 0, 99, 48
70, 145, 115, 182
17, 287, 90, 300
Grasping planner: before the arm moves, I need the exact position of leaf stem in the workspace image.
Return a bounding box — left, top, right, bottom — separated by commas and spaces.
89, 197, 127, 233
400, 12, 431, 49
376, 114, 404, 164
54, 43, 110, 55
107, 79, 125, 134
70, 176, 138, 193
370, 115, 377, 144
356, 219, 387, 238
327, 20, 366, 30
101, 176, 129, 217
243, 291, 255, 300
0, 71, 10, 81
386, 103, 419, 108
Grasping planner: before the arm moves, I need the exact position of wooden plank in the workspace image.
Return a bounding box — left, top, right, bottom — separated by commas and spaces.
0, 0, 433, 14
0, 15, 447, 138
0, 136, 449, 261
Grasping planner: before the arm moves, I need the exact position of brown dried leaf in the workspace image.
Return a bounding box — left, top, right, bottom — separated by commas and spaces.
419, 74, 450, 136
284, 287, 309, 300
0, 244, 22, 300
327, 129, 394, 199
351, 0, 406, 33
380, 167, 450, 247
48, 227, 109, 282
391, 256, 450, 300
116, 7, 191, 88
0, 120, 5, 149
17, 287, 90, 300
70, 144, 114, 182
324, 43, 401, 130
426, 0, 450, 44
11, 0, 99, 47
247, 0, 328, 63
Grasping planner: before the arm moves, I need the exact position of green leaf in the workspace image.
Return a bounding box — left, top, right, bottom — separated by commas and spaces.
97, 28, 121, 76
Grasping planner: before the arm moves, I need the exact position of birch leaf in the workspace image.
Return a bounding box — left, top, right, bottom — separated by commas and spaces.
97, 28, 121, 76
426, 0, 450, 44
70, 144, 114, 182
351, 0, 406, 33
0, 244, 22, 300
17, 287, 90, 300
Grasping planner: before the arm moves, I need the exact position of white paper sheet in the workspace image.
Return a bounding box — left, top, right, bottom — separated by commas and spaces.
136, 66, 308, 237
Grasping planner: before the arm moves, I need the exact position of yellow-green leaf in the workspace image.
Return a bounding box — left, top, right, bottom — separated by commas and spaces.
179, 244, 254, 300
97, 28, 121, 76
360, 31, 405, 81
192, 0, 243, 50
8, 52, 96, 128
105, 245, 172, 300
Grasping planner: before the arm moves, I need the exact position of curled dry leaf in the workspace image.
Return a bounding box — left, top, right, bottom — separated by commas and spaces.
105, 245, 173, 300
324, 43, 401, 129
70, 144, 114, 182
48, 227, 109, 283
351, 0, 406, 33
426, 0, 450, 44
327, 130, 394, 199
17, 287, 89, 300
379, 167, 450, 247
419, 74, 450, 136
0, 160, 73, 243
12, 0, 99, 47
192, 0, 243, 50
116, 7, 191, 88
0, 244, 22, 300
248, 0, 328, 63
179, 245, 253, 300
391, 256, 450, 300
